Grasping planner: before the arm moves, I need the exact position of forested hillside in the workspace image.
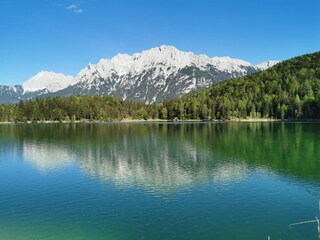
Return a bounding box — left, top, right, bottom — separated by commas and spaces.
162, 51, 320, 120
0, 51, 319, 122
0, 96, 155, 122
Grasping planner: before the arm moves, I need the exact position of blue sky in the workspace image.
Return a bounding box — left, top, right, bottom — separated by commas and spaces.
0, 0, 319, 85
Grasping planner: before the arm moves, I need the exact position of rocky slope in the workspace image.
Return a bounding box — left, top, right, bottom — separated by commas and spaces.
0, 46, 278, 104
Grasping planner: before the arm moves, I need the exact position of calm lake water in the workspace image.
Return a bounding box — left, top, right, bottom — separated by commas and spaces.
0, 122, 320, 240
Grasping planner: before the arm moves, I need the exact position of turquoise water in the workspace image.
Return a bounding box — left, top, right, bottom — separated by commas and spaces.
0, 123, 320, 239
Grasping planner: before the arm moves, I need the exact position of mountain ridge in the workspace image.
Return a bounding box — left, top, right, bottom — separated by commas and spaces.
161, 50, 320, 120
0, 45, 278, 104
1, 50, 319, 123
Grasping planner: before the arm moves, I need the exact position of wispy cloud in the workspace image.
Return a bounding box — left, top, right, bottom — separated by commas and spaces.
66, 4, 83, 14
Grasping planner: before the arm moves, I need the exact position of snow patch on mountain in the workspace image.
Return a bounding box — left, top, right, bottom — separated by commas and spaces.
67, 45, 280, 103
22, 71, 75, 93
0, 45, 279, 104
255, 60, 280, 70
76, 45, 255, 83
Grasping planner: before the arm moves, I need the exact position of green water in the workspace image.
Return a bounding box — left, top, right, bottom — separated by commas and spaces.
0, 122, 320, 240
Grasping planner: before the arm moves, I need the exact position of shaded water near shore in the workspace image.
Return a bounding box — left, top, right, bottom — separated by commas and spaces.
0, 122, 320, 239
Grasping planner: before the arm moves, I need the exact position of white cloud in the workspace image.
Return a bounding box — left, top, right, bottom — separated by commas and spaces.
66, 4, 83, 14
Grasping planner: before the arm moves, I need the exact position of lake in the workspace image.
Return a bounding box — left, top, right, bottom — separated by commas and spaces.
0, 122, 320, 240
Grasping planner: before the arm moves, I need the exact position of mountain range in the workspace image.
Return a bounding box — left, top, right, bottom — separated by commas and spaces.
0, 46, 278, 104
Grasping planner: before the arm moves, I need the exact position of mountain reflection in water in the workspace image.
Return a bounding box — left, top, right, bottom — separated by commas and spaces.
1, 122, 319, 193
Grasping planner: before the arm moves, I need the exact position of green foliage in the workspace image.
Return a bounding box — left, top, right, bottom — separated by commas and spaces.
160, 107, 168, 119
0, 96, 158, 122
161, 51, 320, 120
133, 107, 149, 120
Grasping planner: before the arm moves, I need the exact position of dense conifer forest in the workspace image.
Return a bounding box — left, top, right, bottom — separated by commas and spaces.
163, 51, 320, 120
0, 51, 319, 122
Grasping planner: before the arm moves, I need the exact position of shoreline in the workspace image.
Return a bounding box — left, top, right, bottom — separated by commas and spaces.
0, 118, 284, 124
228, 118, 281, 122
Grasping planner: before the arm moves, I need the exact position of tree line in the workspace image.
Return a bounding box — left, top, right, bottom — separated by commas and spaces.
0, 96, 156, 122
161, 51, 320, 120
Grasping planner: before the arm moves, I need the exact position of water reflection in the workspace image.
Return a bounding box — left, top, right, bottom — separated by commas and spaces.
1, 122, 320, 192
23, 142, 75, 172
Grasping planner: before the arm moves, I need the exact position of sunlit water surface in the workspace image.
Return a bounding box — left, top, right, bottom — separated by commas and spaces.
0, 122, 320, 240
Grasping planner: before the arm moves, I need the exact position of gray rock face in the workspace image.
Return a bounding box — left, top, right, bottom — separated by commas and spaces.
0, 46, 278, 104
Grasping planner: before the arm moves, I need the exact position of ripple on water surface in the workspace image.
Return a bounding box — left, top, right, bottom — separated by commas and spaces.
0, 123, 319, 239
